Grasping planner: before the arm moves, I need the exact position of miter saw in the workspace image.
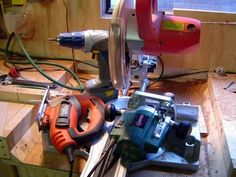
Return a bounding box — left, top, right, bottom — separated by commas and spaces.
80, 0, 202, 176
45, 0, 201, 176
108, 0, 200, 92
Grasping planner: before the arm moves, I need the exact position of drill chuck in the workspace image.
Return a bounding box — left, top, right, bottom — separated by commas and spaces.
56, 32, 85, 49
49, 30, 108, 52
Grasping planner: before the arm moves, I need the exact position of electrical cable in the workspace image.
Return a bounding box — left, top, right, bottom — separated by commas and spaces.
69, 162, 74, 177
159, 70, 209, 80
0, 48, 98, 69
87, 138, 116, 177
4, 32, 85, 91
147, 56, 164, 88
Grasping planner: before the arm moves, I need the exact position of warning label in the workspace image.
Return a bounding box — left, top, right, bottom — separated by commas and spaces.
162, 21, 185, 31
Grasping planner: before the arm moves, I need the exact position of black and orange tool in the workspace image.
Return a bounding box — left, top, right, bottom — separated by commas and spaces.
37, 87, 105, 177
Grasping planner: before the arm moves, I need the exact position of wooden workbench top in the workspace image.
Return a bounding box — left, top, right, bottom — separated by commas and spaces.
208, 73, 236, 177
0, 58, 231, 177
0, 59, 88, 174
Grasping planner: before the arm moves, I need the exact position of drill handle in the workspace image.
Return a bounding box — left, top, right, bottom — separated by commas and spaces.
95, 51, 111, 82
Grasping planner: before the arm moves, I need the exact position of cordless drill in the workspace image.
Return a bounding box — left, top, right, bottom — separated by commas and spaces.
48, 30, 118, 102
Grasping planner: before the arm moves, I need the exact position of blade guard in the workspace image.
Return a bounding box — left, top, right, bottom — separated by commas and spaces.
42, 95, 105, 153
136, 0, 201, 55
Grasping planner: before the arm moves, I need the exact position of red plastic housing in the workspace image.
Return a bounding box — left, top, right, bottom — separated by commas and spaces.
42, 95, 104, 153
136, 0, 201, 55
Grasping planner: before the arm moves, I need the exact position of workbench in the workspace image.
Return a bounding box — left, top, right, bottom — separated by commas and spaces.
0, 60, 235, 177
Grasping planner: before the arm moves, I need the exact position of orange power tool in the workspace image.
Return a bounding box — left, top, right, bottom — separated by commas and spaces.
37, 87, 105, 171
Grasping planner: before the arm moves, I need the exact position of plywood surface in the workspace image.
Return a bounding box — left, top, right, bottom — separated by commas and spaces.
208, 73, 236, 177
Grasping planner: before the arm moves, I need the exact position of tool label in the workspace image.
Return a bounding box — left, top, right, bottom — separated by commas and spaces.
132, 114, 148, 129
162, 21, 185, 31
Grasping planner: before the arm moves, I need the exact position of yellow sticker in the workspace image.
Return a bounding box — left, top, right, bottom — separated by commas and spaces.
106, 90, 114, 97
162, 21, 185, 31
12, 0, 26, 5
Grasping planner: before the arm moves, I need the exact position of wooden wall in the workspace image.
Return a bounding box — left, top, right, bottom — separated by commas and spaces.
0, 0, 110, 59
0, 1, 236, 73
163, 9, 236, 73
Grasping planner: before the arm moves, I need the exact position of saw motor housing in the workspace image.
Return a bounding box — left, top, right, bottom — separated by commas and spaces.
109, 0, 201, 90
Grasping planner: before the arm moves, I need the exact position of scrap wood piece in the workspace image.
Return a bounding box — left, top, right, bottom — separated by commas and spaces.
198, 106, 208, 137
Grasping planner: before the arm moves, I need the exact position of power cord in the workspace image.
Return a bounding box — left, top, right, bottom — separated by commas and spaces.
87, 138, 116, 177
4, 32, 85, 91
147, 56, 164, 88
0, 48, 98, 69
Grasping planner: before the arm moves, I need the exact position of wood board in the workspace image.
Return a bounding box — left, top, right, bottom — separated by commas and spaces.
0, 101, 38, 160
208, 73, 236, 177
162, 9, 236, 75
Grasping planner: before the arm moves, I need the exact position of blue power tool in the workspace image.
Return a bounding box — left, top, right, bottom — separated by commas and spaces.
105, 91, 201, 171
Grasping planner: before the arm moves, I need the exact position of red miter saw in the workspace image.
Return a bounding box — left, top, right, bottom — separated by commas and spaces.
109, 0, 201, 90
80, 0, 202, 176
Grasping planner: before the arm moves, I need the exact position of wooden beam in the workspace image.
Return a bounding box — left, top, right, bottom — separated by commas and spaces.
208, 73, 236, 177
0, 101, 38, 160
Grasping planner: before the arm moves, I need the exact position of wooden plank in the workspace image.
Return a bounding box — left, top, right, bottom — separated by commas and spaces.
162, 9, 236, 75
0, 101, 8, 135
0, 102, 38, 159
208, 73, 236, 177
174, 9, 236, 22
198, 106, 208, 137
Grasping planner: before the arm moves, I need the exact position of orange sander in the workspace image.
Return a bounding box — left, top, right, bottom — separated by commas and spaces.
37, 87, 105, 177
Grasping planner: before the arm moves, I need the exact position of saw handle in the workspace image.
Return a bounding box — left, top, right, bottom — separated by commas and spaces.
68, 96, 105, 143
136, 0, 162, 40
